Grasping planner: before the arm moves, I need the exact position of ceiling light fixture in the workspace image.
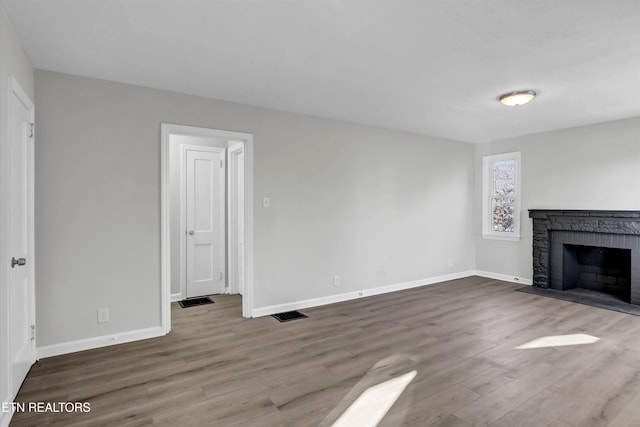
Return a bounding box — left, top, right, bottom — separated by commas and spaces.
498, 90, 536, 107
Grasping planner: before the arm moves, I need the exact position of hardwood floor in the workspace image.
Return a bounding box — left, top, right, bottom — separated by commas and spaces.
11, 276, 640, 426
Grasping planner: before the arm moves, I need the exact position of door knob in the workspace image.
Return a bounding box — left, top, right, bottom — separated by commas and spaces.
11, 257, 26, 268
188, 230, 194, 235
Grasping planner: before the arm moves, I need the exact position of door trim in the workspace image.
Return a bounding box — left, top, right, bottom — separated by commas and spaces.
228, 142, 245, 295
181, 144, 226, 298
161, 123, 254, 332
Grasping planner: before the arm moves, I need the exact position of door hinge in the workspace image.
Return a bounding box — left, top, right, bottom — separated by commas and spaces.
28, 123, 34, 138
220, 159, 223, 168
30, 325, 35, 341
219, 272, 224, 281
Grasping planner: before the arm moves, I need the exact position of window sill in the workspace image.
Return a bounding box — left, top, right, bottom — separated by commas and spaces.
482, 234, 521, 242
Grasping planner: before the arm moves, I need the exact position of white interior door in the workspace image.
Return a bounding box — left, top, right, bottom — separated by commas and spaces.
8, 77, 36, 398
185, 146, 225, 298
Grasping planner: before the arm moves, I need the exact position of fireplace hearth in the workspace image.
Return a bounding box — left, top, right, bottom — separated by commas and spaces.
528, 210, 640, 308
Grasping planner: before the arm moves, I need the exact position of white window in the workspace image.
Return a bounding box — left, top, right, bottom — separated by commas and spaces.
482, 152, 521, 240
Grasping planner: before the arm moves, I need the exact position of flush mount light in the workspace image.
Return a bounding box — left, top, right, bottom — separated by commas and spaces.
498, 90, 536, 107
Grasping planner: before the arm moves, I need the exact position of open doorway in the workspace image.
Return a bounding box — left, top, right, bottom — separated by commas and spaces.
160, 124, 253, 333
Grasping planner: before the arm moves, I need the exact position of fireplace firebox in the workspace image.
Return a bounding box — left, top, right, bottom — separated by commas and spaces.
562, 244, 631, 301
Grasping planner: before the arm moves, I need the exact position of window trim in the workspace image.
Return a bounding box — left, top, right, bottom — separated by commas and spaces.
482, 151, 522, 241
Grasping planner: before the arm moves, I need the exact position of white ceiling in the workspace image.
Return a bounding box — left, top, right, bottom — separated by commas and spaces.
3, 0, 640, 143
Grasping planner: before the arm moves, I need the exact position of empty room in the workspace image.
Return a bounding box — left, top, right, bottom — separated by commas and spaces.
1, 1, 639, 426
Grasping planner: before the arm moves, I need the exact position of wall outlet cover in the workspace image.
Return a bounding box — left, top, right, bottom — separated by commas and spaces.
98, 308, 110, 323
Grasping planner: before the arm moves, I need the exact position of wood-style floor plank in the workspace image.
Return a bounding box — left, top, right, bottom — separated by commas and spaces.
11, 276, 640, 426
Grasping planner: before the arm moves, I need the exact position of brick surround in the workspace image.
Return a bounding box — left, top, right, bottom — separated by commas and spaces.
529, 210, 640, 304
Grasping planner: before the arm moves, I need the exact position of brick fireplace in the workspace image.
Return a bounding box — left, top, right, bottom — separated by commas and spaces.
529, 210, 640, 304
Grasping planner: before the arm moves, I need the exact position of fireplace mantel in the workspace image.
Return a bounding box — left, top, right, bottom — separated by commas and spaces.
528, 210, 640, 302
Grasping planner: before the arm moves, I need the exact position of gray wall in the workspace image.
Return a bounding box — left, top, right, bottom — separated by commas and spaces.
0, 6, 34, 415
34, 70, 476, 347
474, 117, 640, 280
23, 68, 640, 353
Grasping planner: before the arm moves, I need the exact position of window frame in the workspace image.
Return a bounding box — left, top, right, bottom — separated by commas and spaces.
482, 151, 522, 241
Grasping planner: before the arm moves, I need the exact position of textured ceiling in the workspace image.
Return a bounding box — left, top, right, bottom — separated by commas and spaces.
3, 0, 640, 143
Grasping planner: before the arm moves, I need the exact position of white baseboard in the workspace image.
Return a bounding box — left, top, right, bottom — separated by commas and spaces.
251, 270, 476, 318
36, 326, 165, 359
34, 271, 528, 357
474, 270, 532, 286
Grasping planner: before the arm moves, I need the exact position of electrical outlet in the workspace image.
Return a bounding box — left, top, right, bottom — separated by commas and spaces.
333, 275, 340, 286
262, 197, 271, 208
448, 259, 454, 267
97, 308, 109, 323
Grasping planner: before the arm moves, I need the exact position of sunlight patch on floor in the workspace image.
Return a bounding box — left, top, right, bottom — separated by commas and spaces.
331, 370, 417, 427
515, 333, 600, 349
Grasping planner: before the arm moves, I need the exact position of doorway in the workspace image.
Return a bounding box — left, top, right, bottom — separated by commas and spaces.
182, 144, 226, 298
160, 124, 253, 333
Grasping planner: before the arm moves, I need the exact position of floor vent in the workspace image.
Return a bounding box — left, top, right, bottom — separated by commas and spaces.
179, 297, 214, 308
272, 310, 308, 322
